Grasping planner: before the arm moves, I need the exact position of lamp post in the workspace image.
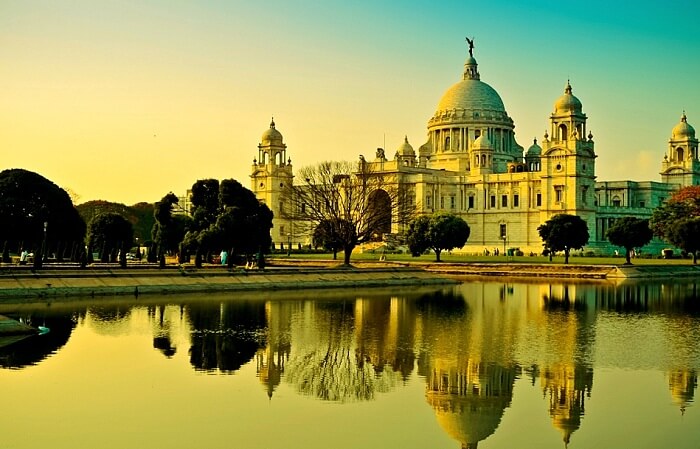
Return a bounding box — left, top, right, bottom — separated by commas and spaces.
287, 233, 292, 257
43, 221, 48, 262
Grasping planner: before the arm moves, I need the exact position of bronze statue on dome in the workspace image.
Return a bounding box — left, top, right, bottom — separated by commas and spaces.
465, 37, 474, 57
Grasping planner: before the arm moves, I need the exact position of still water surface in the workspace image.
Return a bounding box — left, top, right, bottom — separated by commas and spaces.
1, 280, 699, 449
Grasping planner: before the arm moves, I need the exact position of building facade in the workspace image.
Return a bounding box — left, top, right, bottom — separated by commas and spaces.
250, 45, 696, 255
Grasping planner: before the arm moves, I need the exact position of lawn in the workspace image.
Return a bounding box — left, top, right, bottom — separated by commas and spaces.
269, 251, 695, 266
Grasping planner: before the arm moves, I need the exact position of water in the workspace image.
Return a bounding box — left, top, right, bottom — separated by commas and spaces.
1, 280, 699, 449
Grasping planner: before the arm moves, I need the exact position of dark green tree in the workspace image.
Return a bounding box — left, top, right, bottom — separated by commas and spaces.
537, 214, 589, 264
87, 213, 134, 265
151, 193, 188, 259
0, 169, 86, 267
129, 202, 156, 243
667, 217, 700, 264
406, 212, 470, 262
606, 217, 653, 264
313, 219, 347, 260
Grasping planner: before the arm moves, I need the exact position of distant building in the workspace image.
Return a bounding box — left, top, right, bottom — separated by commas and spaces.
251, 44, 696, 255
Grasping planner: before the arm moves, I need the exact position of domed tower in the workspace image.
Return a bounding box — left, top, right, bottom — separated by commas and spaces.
472, 134, 494, 175
661, 113, 700, 187
251, 118, 294, 244
525, 138, 542, 172
540, 82, 596, 224
394, 136, 417, 167
423, 42, 523, 173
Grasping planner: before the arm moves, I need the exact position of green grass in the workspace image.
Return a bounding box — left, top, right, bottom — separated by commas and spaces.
270, 251, 695, 265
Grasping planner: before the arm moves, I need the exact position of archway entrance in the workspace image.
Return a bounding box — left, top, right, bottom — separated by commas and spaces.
367, 189, 391, 241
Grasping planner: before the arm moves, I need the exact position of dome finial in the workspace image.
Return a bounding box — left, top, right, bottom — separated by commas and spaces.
270, 117, 276, 128
565, 79, 572, 94
682, 111, 687, 122
465, 36, 475, 57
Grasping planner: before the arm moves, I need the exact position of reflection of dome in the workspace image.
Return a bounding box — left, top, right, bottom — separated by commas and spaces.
261, 118, 283, 145
672, 113, 696, 139
554, 82, 583, 114
429, 393, 509, 448
668, 369, 698, 414
526, 138, 542, 155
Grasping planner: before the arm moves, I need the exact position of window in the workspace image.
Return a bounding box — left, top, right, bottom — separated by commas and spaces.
468, 196, 475, 209
490, 195, 496, 208
426, 195, 431, 207
581, 186, 588, 205
300, 204, 306, 213
555, 186, 563, 203
612, 198, 621, 207
279, 225, 285, 235
639, 201, 645, 208
536, 193, 542, 207
513, 194, 519, 207
501, 195, 507, 207
440, 196, 445, 209
500, 223, 507, 240
450, 196, 455, 209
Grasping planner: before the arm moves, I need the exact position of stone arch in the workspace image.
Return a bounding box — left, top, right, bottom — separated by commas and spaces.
367, 189, 392, 241
275, 152, 283, 165
676, 147, 685, 161
558, 124, 568, 141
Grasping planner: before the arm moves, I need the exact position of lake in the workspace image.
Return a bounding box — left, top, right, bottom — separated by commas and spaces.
1, 279, 699, 449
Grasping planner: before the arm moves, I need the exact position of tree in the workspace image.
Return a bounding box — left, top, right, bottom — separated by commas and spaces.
666, 218, 700, 264
284, 160, 413, 265
87, 213, 134, 265
77, 200, 155, 245
312, 219, 347, 260
0, 169, 86, 266
182, 179, 273, 268
152, 193, 188, 258
407, 212, 470, 262
606, 217, 653, 264
537, 214, 589, 264
651, 186, 700, 242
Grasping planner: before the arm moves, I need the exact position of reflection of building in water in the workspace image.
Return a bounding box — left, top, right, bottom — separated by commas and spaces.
426, 361, 517, 449
417, 287, 519, 448
668, 369, 698, 414
354, 296, 417, 380
256, 301, 292, 399
540, 363, 593, 447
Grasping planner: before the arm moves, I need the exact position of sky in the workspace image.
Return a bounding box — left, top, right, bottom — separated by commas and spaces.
1, 0, 700, 205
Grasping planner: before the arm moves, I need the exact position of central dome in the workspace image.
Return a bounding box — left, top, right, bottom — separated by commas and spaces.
436, 79, 506, 114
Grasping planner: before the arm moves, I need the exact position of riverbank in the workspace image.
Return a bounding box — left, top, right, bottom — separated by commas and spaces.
0, 265, 456, 301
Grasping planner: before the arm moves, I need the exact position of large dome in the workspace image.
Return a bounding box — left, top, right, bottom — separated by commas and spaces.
436, 79, 506, 114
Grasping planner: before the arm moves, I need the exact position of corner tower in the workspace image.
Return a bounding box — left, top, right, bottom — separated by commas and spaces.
661, 113, 700, 187
540, 82, 597, 224
251, 118, 294, 245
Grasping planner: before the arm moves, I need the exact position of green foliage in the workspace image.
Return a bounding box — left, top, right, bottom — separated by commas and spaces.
538, 214, 589, 264
666, 217, 700, 264
606, 217, 653, 264
152, 193, 189, 256
650, 186, 700, 242
0, 169, 86, 262
87, 212, 134, 263
182, 179, 273, 266
78, 200, 155, 244
312, 219, 349, 258
407, 212, 470, 262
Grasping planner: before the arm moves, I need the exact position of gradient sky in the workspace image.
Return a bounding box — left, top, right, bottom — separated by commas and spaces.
2, 0, 699, 205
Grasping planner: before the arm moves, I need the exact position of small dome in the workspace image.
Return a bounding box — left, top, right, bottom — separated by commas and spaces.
672, 113, 696, 139
526, 138, 542, 155
472, 134, 493, 150
396, 135, 415, 156
261, 118, 283, 145
554, 82, 582, 114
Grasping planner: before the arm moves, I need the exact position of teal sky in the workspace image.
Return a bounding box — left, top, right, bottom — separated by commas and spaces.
1, 0, 699, 204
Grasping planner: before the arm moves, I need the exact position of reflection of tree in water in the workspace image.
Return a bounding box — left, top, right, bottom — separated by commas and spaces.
285, 300, 399, 402
87, 305, 132, 336
354, 296, 418, 382
416, 287, 518, 448
542, 284, 588, 312
597, 281, 700, 315
149, 304, 177, 358
0, 311, 77, 369
187, 300, 267, 373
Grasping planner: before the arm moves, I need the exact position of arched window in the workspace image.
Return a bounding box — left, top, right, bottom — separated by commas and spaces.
481, 154, 486, 166
559, 124, 568, 141
676, 147, 685, 162
275, 152, 282, 165
475, 155, 479, 166
445, 136, 451, 151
